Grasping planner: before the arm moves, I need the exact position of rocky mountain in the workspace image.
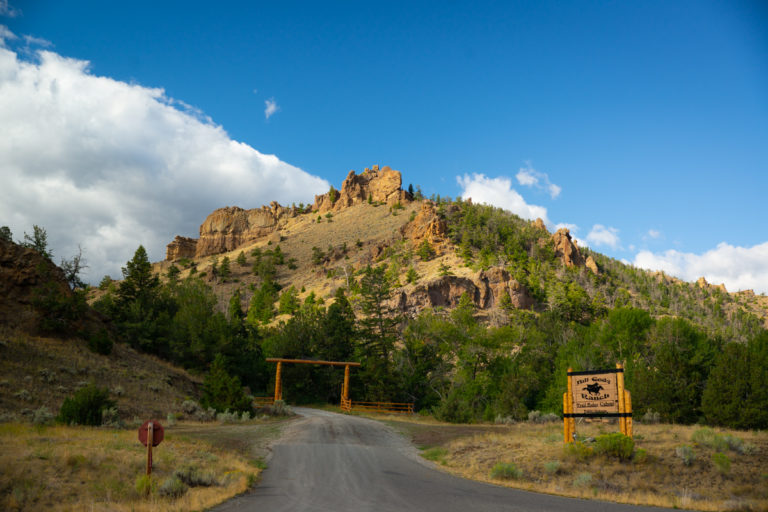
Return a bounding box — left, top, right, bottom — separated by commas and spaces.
157, 165, 689, 324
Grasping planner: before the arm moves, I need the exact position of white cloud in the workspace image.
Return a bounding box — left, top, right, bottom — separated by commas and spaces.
634, 242, 768, 294
22, 35, 51, 48
0, 24, 16, 45
264, 97, 279, 119
586, 224, 621, 249
0, 1, 20, 18
515, 167, 538, 186
0, 46, 329, 283
456, 173, 550, 225
515, 164, 561, 199
647, 229, 660, 239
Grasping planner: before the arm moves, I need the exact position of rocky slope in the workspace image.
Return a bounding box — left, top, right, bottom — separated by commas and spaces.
0, 238, 201, 421
156, 166, 608, 320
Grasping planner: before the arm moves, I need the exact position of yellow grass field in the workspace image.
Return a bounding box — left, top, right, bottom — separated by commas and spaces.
0, 422, 264, 511
375, 413, 768, 511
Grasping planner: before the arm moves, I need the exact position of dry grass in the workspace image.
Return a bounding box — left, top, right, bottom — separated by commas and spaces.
0, 328, 201, 422
385, 416, 768, 511
0, 421, 268, 511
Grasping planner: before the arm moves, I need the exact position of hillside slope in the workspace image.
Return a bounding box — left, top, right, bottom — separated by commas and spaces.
152, 165, 767, 337
0, 238, 200, 421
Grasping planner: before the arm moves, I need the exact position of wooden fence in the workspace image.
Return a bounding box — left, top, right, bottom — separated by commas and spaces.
341, 398, 414, 414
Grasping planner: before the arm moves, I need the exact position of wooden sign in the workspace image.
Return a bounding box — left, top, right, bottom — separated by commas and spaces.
570, 370, 620, 415
563, 364, 633, 443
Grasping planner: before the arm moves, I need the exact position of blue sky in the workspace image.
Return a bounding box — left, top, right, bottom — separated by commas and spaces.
1, 0, 767, 292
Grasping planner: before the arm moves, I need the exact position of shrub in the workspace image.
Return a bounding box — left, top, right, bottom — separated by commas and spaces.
712, 452, 731, 474
490, 462, 523, 480
87, 328, 113, 355
101, 406, 121, 427
216, 410, 240, 423
528, 410, 560, 423
594, 433, 635, 461
692, 428, 728, 452
422, 447, 448, 464
135, 474, 156, 497
32, 406, 54, 426
676, 445, 696, 466
173, 465, 218, 487
181, 399, 200, 415
633, 448, 648, 464
564, 441, 594, 462
641, 409, 661, 424
158, 476, 188, 498
58, 384, 115, 426
573, 472, 592, 488
543, 460, 561, 475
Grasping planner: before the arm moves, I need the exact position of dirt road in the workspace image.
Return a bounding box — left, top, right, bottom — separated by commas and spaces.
214, 408, 668, 512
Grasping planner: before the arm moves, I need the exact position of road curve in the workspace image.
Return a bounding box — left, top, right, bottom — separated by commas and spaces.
214, 408, 668, 512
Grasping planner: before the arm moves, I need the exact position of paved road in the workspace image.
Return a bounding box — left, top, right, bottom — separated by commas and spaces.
214, 408, 669, 512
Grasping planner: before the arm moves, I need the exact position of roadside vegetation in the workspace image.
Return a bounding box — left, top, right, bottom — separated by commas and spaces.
378, 413, 768, 511
0, 420, 269, 511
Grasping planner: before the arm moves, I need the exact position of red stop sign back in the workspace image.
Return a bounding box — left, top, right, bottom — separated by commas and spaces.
138, 420, 164, 447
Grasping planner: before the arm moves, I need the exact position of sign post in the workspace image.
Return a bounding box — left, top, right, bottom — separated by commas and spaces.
138, 420, 164, 475
564, 363, 632, 442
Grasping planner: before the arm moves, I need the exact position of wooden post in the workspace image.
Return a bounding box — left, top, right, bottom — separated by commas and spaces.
274, 361, 282, 402
566, 368, 574, 443
146, 421, 153, 475
616, 362, 627, 436
624, 390, 633, 438
342, 364, 350, 403
563, 392, 570, 443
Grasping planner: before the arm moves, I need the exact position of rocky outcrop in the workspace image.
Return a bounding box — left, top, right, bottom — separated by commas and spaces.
394, 266, 532, 314
313, 165, 410, 213
532, 218, 548, 232
697, 276, 727, 293
193, 202, 298, 259
166, 166, 411, 261
400, 201, 447, 244
0, 238, 93, 333
586, 255, 599, 275
552, 228, 584, 267
166, 236, 197, 261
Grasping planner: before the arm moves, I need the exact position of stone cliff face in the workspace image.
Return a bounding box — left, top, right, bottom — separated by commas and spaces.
166, 166, 410, 261
393, 266, 533, 315
194, 202, 298, 259
313, 165, 411, 213
166, 236, 197, 261
400, 201, 447, 245
552, 227, 584, 268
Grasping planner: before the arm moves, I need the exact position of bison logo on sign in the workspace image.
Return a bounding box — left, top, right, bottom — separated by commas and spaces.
584, 383, 604, 395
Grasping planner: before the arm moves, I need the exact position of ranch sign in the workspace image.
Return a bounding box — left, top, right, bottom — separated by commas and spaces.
563, 363, 633, 442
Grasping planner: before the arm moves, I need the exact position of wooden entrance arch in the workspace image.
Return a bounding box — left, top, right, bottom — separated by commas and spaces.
266, 358, 361, 405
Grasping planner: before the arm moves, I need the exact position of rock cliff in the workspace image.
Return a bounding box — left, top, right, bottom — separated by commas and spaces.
313, 165, 411, 213
193, 202, 298, 259
166, 165, 410, 260
393, 266, 532, 315
552, 227, 584, 268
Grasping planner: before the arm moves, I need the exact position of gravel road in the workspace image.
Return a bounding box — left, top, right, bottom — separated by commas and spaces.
214, 407, 670, 512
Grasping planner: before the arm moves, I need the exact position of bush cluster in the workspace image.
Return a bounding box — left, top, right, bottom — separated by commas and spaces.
57, 383, 115, 426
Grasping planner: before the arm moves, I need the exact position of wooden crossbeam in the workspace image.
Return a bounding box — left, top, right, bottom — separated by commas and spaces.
266, 358, 361, 367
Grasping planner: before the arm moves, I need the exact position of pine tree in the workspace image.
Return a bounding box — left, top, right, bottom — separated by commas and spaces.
219, 256, 231, 279
201, 354, 251, 413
